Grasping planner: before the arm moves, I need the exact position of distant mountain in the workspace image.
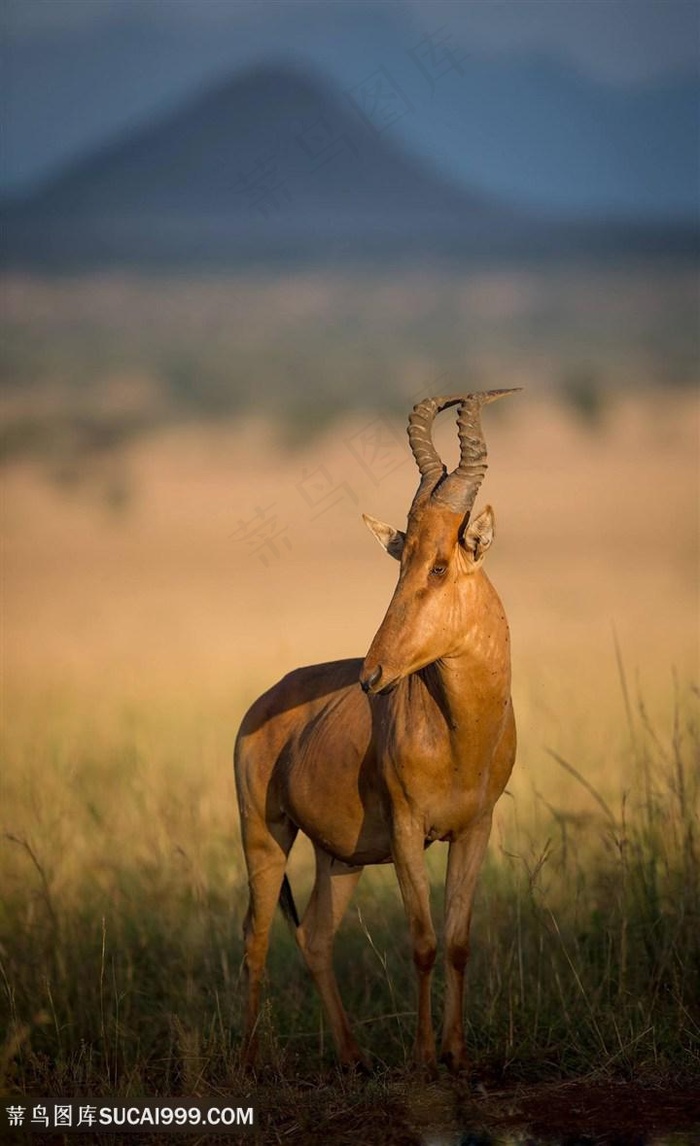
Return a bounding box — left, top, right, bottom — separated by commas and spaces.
387, 54, 700, 224
4, 2, 699, 225
1, 63, 696, 268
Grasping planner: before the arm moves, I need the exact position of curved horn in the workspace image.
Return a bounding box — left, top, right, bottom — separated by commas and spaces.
432, 389, 521, 516
407, 395, 463, 494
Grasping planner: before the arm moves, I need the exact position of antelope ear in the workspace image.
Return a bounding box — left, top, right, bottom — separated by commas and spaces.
363, 513, 405, 560
462, 505, 495, 564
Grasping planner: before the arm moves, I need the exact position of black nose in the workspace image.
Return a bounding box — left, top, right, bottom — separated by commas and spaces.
360, 666, 382, 694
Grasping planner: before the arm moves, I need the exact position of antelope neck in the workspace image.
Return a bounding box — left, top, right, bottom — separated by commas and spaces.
421, 573, 511, 735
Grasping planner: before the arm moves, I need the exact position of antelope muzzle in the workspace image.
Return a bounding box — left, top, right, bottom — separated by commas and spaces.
360, 664, 383, 694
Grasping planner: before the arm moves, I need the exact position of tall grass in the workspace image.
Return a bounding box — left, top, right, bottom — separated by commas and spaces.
470, 693, 700, 1082
1, 671, 697, 1104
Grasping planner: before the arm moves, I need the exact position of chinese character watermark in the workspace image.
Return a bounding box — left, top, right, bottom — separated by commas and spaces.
78, 1104, 98, 1127
31, 1104, 49, 1127
231, 503, 292, 566
346, 67, 414, 135
296, 465, 359, 520
7, 1105, 25, 1128
55, 1104, 72, 1127
345, 418, 409, 485
407, 26, 467, 93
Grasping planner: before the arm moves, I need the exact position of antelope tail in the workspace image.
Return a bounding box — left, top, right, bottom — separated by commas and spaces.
278, 874, 300, 929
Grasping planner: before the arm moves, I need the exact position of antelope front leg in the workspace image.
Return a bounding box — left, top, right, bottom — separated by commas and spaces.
391, 820, 438, 1071
441, 815, 493, 1073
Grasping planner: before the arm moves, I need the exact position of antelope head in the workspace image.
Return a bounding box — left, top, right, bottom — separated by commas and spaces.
359, 391, 518, 695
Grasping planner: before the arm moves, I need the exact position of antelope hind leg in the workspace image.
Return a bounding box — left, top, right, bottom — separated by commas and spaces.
296, 845, 366, 1069
240, 816, 297, 1068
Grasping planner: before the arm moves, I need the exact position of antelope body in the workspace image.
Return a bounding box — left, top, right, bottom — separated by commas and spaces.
234, 392, 518, 1073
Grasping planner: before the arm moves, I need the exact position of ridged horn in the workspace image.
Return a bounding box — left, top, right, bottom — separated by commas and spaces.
432, 389, 521, 515
407, 395, 464, 498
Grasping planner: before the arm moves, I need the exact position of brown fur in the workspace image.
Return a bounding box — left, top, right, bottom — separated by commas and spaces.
234, 490, 516, 1073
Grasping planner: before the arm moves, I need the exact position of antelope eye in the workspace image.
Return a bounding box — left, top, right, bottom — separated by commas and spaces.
430, 564, 447, 577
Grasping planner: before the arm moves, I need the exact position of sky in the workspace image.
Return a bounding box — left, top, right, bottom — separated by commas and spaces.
5, 0, 699, 78
2, 0, 699, 211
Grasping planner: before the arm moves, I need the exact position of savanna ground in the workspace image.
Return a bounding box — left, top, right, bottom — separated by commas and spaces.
1, 266, 699, 1144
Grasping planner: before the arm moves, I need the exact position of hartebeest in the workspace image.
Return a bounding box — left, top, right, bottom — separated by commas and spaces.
234, 391, 518, 1073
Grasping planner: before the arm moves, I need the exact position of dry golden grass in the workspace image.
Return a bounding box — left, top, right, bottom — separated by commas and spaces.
2, 392, 697, 862
1, 391, 698, 1130
3, 388, 696, 726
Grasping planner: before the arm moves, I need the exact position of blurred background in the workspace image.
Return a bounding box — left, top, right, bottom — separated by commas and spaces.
2, 0, 697, 696
1, 0, 698, 791
1, 0, 699, 1107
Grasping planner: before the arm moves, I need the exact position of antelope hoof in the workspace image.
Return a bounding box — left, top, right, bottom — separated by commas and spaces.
421, 1059, 440, 1083
439, 1048, 469, 1076
411, 1051, 439, 1082
340, 1054, 372, 1079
